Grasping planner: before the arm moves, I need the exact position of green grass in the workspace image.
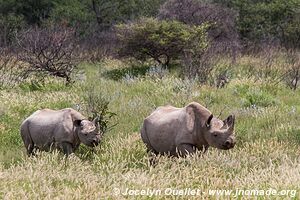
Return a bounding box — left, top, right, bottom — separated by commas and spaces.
0, 57, 300, 199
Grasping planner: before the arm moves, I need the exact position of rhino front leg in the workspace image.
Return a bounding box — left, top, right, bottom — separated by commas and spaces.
60, 142, 74, 156
177, 143, 197, 157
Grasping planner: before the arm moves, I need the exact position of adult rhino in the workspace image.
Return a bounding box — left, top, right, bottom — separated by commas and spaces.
20, 108, 102, 156
141, 102, 236, 157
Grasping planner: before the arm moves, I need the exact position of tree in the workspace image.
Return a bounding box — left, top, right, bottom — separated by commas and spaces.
49, 0, 92, 27
16, 26, 78, 84
116, 18, 209, 67
213, 0, 300, 48
14, 0, 55, 25
159, 0, 239, 59
90, 0, 166, 30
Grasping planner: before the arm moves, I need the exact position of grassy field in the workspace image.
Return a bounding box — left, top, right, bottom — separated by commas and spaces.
0, 57, 300, 199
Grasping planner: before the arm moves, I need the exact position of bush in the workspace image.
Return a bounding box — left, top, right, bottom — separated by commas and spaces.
16, 26, 79, 85
116, 17, 209, 68
235, 84, 278, 107
159, 0, 239, 60
158, 0, 239, 83
82, 88, 116, 134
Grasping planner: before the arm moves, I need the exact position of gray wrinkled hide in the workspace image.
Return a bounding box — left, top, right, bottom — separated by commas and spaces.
141, 102, 235, 157
20, 108, 101, 156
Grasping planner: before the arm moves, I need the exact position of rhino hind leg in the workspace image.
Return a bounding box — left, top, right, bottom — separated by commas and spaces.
141, 122, 158, 153
20, 123, 35, 156
24, 141, 35, 156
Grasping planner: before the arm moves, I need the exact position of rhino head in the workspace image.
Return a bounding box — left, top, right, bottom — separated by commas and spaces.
203, 114, 236, 150
74, 118, 102, 147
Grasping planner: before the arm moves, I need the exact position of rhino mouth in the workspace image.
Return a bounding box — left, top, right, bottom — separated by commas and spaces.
221, 142, 235, 150
92, 141, 99, 146
91, 139, 100, 147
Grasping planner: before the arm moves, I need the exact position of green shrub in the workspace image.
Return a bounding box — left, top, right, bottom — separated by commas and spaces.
82, 88, 116, 134
18, 79, 67, 92
116, 17, 209, 68
103, 64, 151, 81
235, 85, 278, 107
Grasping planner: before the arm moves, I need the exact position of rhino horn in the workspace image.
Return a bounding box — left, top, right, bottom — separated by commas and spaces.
224, 115, 235, 131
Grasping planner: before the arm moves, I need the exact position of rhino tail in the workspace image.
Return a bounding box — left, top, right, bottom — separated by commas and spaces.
20, 121, 34, 156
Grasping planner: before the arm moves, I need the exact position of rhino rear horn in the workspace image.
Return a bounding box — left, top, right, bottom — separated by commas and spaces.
205, 114, 213, 128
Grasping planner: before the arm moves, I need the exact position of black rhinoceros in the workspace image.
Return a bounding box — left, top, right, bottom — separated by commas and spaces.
20, 108, 102, 156
141, 102, 236, 157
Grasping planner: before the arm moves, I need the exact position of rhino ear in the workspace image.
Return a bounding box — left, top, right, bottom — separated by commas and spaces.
186, 106, 195, 132
205, 114, 213, 128
74, 119, 82, 127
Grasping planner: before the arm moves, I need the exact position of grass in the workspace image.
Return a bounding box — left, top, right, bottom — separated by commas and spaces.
0, 57, 300, 199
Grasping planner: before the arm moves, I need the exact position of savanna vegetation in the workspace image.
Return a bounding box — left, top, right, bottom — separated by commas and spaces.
0, 0, 300, 199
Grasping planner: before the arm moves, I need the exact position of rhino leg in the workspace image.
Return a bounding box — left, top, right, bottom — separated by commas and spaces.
20, 123, 35, 156
60, 142, 74, 156
177, 143, 197, 157
24, 140, 35, 156
147, 149, 159, 166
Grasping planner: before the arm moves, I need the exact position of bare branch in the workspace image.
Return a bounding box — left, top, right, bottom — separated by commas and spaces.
16, 26, 79, 84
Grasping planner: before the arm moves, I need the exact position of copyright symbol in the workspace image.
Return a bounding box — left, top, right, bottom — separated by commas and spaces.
112, 188, 120, 196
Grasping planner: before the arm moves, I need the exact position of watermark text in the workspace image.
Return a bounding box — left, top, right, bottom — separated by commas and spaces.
111, 187, 297, 198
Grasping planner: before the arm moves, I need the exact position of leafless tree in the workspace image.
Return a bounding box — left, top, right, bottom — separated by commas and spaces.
16, 26, 78, 84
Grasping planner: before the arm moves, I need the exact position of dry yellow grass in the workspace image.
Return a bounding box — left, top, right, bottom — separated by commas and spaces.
0, 135, 299, 199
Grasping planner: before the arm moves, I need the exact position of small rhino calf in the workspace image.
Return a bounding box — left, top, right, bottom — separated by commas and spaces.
20, 108, 102, 156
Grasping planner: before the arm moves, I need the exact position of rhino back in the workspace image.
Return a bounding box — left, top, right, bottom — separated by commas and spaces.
24, 108, 77, 150
143, 106, 193, 154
